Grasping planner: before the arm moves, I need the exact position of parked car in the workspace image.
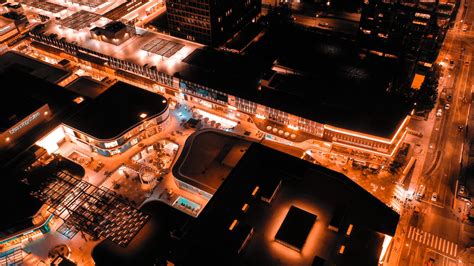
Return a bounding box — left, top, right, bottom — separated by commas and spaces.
445, 103, 450, 110
436, 109, 443, 117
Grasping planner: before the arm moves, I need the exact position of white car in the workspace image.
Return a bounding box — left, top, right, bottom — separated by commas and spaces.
431, 192, 438, 202
436, 109, 443, 117
445, 104, 450, 110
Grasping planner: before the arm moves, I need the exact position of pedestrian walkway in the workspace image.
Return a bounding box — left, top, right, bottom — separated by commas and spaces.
407, 226, 458, 257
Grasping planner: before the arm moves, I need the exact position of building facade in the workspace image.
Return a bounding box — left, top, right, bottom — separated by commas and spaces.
166, 0, 261, 46
30, 30, 411, 166
63, 108, 170, 157
359, 0, 456, 67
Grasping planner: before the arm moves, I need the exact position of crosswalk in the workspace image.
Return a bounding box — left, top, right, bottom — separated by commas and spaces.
407, 226, 458, 257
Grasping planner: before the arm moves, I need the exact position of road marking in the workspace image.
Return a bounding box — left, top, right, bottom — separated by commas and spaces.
408, 226, 414, 239
407, 226, 458, 258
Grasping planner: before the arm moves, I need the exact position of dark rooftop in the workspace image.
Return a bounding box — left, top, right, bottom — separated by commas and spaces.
0, 51, 70, 84
275, 206, 317, 251
65, 76, 109, 99
92, 201, 192, 266
0, 172, 42, 238
172, 130, 250, 194
177, 143, 399, 265
180, 26, 412, 138
104, 21, 126, 33
0, 70, 84, 167
0, 69, 80, 132
66, 82, 168, 140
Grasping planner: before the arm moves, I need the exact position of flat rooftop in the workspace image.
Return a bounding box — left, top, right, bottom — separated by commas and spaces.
0, 70, 84, 165
0, 65, 79, 133
0, 51, 70, 84
37, 20, 202, 76
275, 206, 317, 251
181, 26, 412, 138
0, 171, 42, 238
172, 130, 250, 194
34, 19, 411, 138
65, 76, 109, 99
66, 81, 168, 140
177, 143, 399, 265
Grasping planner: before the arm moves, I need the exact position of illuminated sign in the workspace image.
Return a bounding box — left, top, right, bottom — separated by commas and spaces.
9, 111, 41, 135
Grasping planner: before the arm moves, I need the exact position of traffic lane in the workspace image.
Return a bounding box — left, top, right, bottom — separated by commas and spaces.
428, 44, 472, 202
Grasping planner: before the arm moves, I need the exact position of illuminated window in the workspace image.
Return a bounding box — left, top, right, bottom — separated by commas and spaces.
229, 219, 238, 231
241, 203, 249, 212
104, 140, 118, 148
140, 113, 148, 119
73, 97, 84, 104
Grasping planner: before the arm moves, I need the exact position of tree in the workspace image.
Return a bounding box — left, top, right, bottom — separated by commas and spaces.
414, 65, 441, 112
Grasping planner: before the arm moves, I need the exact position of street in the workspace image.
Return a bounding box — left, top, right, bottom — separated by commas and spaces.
387, 0, 474, 265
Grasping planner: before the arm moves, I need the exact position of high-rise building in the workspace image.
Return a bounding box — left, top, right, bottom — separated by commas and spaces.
166, 0, 261, 46
359, 0, 457, 67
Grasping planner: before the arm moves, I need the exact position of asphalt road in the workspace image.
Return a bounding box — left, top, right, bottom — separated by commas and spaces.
395, 1, 474, 265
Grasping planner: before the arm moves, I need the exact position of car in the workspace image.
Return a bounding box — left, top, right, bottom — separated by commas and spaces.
459, 186, 465, 194
447, 95, 452, 102
445, 103, 450, 110
449, 60, 455, 69
431, 192, 438, 202
436, 109, 443, 117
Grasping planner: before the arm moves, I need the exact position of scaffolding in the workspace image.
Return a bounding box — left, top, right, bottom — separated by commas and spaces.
26, 170, 149, 247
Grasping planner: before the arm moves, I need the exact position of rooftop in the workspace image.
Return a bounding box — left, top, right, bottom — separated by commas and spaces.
0, 171, 42, 238
37, 20, 202, 76
65, 76, 110, 99
180, 26, 412, 138
177, 143, 399, 265
34, 19, 412, 138
172, 130, 250, 194
0, 51, 70, 84
66, 82, 168, 140
0, 66, 79, 133
0, 70, 83, 167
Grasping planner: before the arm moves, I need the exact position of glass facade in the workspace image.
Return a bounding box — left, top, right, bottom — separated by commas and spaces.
65, 109, 170, 157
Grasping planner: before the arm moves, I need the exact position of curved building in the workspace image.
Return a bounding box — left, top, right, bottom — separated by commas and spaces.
64, 82, 170, 156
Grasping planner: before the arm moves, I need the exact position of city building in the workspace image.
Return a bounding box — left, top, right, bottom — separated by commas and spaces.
90, 142, 398, 264
359, 0, 457, 68
61, 82, 170, 157
0, 156, 53, 257
0, 62, 78, 165
172, 130, 250, 200
165, 0, 261, 46
29, 16, 412, 167
176, 143, 399, 264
